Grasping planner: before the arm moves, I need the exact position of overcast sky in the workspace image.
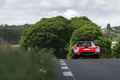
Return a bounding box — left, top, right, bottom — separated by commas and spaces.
0, 0, 120, 28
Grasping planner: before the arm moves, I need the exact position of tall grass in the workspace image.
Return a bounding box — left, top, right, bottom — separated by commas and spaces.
0, 39, 56, 80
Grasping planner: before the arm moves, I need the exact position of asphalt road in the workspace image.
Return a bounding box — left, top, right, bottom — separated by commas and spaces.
54, 59, 120, 80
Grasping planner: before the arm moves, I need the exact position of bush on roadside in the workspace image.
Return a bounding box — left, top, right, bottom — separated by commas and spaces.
0, 39, 55, 80
93, 37, 112, 58
112, 41, 120, 58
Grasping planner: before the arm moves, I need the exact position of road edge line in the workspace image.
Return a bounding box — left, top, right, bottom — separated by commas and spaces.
60, 59, 76, 80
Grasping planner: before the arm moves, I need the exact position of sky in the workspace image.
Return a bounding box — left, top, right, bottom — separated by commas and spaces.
0, 0, 120, 28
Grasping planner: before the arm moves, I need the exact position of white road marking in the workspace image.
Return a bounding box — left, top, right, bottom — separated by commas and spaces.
60, 59, 65, 63
61, 63, 66, 66
59, 59, 76, 80
63, 72, 73, 76
60, 60, 65, 63
61, 66, 69, 69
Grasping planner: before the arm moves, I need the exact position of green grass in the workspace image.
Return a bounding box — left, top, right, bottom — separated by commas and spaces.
0, 39, 56, 80
10, 45, 20, 48
111, 43, 117, 48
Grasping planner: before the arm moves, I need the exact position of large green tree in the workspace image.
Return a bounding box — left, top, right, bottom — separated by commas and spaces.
21, 16, 112, 59
21, 16, 72, 58
67, 24, 104, 59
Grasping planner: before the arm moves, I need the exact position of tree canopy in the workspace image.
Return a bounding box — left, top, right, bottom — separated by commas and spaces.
20, 16, 112, 59
67, 23, 107, 59
68, 16, 99, 30
21, 16, 72, 58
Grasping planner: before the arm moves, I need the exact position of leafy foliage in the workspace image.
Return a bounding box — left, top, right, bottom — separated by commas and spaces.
21, 16, 71, 58
93, 37, 111, 58
70, 24, 102, 46
103, 24, 120, 41
0, 39, 55, 80
0, 24, 31, 44
112, 41, 120, 58
104, 29, 115, 41
118, 34, 120, 41
20, 16, 112, 59
68, 16, 99, 30
67, 24, 104, 59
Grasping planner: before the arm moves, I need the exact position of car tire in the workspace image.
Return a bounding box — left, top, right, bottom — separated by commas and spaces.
72, 54, 78, 59
71, 49, 78, 59
94, 55, 100, 59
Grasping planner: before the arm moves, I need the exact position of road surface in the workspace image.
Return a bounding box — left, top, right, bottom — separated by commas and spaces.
54, 59, 120, 80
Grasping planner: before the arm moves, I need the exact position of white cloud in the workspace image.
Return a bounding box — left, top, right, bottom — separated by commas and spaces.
6, 0, 20, 4
88, 16, 110, 28
63, 9, 81, 19
103, 5, 120, 11
94, 0, 120, 11
0, 0, 120, 27
78, 0, 90, 7
41, 11, 61, 17
88, 13, 120, 28
17, 0, 74, 9
94, 0, 107, 5
41, 9, 82, 19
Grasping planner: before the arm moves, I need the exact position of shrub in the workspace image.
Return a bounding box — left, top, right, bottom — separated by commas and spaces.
0, 39, 55, 80
112, 41, 120, 58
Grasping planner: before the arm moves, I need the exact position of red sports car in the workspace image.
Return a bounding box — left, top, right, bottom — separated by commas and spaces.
71, 41, 100, 59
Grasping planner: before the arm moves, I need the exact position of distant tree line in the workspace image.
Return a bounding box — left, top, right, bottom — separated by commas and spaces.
104, 23, 120, 41
0, 24, 31, 44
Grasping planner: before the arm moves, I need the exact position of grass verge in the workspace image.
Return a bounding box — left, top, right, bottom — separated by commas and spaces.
111, 43, 117, 48
0, 39, 56, 80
